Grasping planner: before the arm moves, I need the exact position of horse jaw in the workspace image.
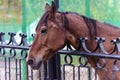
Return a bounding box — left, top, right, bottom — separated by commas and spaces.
66, 31, 79, 49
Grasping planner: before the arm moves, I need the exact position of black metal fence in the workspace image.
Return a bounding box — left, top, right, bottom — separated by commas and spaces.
1, 32, 120, 80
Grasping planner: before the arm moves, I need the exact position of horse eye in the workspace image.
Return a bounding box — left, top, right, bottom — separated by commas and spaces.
41, 29, 47, 33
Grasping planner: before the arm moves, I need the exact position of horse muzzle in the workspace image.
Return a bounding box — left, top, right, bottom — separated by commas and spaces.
27, 58, 42, 70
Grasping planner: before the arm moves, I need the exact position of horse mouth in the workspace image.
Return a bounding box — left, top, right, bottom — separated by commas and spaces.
30, 64, 41, 70
27, 59, 42, 70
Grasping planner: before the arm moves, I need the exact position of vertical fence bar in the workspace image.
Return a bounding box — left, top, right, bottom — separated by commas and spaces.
55, 54, 61, 80
19, 60, 21, 80
47, 58, 54, 80
15, 59, 18, 80
47, 54, 61, 80
8, 57, 11, 80
4, 57, 7, 80
44, 63, 47, 80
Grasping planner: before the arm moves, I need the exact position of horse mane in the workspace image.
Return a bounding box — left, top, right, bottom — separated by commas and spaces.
64, 12, 98, 39
36, 11, 119, 39
64, 12, 119, 39
59, 12, 69, 30
82, 15, 97, 39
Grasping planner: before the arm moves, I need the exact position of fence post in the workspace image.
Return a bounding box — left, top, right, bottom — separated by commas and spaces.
47, 54, 61, 80
22, 0, 27, 33
54, 0, 59, 10
21, 59, 27, 80
85, 0, 90, 17
21, 0, 27, 80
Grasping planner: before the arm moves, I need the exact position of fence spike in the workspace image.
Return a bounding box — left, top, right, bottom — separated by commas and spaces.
0, 32, 6, 44
111, 38, 120, 53
79, 37, 91, 53
19, 33, 29, 46
7, 32, 18, 45
95, 37, 108, 54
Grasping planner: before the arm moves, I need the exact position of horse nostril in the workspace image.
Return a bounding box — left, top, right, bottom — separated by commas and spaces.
27, 58, 34, 65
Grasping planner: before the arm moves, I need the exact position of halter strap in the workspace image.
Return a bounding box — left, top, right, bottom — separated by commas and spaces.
59, 12, 81, 51
59, 12, 69, 30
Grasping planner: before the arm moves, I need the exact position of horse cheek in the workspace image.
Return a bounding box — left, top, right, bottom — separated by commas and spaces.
48, 29, 65, 51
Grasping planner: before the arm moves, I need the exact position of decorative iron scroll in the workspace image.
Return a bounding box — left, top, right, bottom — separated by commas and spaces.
1, 32, 120, 59
57, 37, 120, 80
58, 37, 120, 59
1, 32, 120, 80
0, 32, 31, 59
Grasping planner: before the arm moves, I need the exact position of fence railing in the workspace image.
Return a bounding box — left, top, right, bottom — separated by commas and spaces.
1, 32, 120, 80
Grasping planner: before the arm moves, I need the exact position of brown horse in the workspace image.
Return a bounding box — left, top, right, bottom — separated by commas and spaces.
27, 2, 120, 80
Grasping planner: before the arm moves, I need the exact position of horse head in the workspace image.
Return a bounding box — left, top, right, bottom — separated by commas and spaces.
27, 2, 79, 69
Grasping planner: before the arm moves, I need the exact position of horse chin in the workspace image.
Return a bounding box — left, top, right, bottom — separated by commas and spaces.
30, 60, 42, 70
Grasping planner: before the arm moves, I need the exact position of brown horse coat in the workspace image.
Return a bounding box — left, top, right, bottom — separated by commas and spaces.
27, 2, 120, 80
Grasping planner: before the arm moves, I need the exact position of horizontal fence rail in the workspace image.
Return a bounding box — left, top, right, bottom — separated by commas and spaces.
1, 32, 120, 80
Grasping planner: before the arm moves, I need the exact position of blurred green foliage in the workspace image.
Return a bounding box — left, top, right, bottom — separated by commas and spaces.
60, 0, 120, 27
0, 0, 120, 34
0, 0, 21, 24
0, 0, 52, 33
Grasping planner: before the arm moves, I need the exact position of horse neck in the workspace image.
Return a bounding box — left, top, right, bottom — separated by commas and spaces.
66, 13, 120, 51
66, 13, 120, 38
96, 22, 120, 38
66, 13, 120, 79
66, 13, 90, 38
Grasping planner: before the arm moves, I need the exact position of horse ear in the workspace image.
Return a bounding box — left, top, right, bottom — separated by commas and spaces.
49, 1, 56, 19
51, 1, 56, 13
45, 3, 51, 12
